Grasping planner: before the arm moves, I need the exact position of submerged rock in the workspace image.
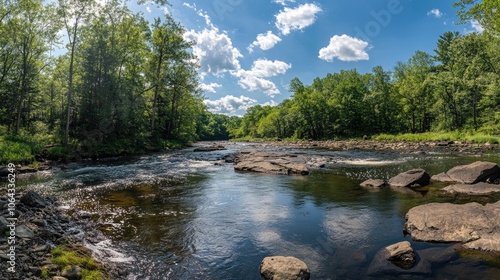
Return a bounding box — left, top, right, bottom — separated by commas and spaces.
234, 151, 309, 175
405, 201, 500, 251
367, 241, 431, 277
360, 179, 385, 188
442, 182, 500, 195
259, 256, 310, 280
388, 169, 430, 188
444, 161, 500, 184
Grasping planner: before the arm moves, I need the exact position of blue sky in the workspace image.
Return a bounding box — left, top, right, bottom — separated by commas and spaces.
136, 0, 482, 116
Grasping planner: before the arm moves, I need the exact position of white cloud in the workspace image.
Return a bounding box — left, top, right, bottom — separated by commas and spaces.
427, 9, 443, 18
273, 0, 295, 6
469, 19, 485, 33
234, 59, 291, 96
318, 34, 370, 62
262, 100, 278, 107
204, 95, 257, 114
275, 3, 322, 35
199, 82, 222, 93
248, 31, 282, 53
184, 22, 242, 78
146, 6, 151, 13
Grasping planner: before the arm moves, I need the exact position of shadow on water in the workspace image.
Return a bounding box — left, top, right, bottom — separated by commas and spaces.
9, 144, 500, 279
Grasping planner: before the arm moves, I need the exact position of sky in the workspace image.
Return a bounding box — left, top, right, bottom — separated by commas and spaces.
134, 0, 483, 116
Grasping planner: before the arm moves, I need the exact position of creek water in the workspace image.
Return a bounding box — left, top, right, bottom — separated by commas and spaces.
15, 142, 500, 279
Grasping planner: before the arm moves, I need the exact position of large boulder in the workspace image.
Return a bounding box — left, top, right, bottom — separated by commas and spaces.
259, 256, 310, 280
193, 145, 226, 152
405, 201, 500, 251
234, 151, 309, 175
20, 190, 46, 208
445, 161, 500, 184
442, 182, 500, 195
388, 169, 430, 188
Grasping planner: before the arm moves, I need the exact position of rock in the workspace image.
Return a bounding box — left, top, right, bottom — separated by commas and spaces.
360, 179, 385, 188
260, 256, 310, 280
52, 277, 69, 280
0, 167, 10, 177
416, 245, 460, 265
0, 216, 10, 232
385, 241, 416, 269
442, 182, 500, 195
234, 151, 309, 175
404, 201, 500, 251
17, 166, 38, 173
62, 265, 82, 280
16, 225, 35, 239
20, 190, 47, 208
388, 169, 430, 188
446, 161, 500, 184
193, 145, 226, 152
431, 172, 455, 182
367, 242, 431, 277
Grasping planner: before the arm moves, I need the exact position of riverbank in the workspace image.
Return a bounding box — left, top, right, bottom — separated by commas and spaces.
231, 139, 498, 155
0, 190, 127, 279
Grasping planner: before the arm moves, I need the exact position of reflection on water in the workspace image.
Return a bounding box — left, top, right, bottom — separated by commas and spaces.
12, 143, 500, 279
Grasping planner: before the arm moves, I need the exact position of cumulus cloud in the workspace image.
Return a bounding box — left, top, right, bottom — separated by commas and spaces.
234, 59, 291, 96
146, 6, 151, 13
275, 3, 322, 35
318, 34, 370, 62
184, 21, 242, 77
204, 95, 257, 114
262, 100, 278, 107
273, 0, 295, 6
427, 8, 443, 18
199, 82, 222, 93
248, 31, 282, 53
469, 19, 485, 33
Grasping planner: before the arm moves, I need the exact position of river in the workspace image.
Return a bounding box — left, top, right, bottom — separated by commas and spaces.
16, 142, 500, 279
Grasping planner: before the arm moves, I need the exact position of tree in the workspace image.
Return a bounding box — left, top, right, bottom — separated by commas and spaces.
454, 0, 500, 34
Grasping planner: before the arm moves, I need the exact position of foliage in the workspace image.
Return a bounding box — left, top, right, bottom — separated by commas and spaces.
48, 244, 106, 280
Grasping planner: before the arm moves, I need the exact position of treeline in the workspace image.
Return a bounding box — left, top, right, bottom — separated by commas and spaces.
0, 0, 229, 158
231, 2, 500, 140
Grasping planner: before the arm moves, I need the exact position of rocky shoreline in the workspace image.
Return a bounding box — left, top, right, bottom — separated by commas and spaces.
0, 190, 128, 280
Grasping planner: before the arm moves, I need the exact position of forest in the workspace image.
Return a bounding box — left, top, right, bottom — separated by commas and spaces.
230, 1, 500, 141
0, 0, 499, 164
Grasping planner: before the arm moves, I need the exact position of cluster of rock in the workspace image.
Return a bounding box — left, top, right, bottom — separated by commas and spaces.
0, 191, 126, 280
233, 151, 309, 175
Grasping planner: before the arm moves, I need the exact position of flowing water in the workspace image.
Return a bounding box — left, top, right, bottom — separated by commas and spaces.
13, 142, 500, 279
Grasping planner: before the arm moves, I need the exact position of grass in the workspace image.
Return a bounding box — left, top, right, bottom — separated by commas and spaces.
374, 132, 500, 144
42, 244, 106, 280
0, 135, 40, 164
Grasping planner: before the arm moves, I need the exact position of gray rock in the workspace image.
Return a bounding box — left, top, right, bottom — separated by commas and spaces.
52, 277, 69, 280
367, 243, 431, 277
416, 245, 460, 265
385, 241, 416, 269
0, 216, 10, 232
17, 166, 38, 174
62, 266, 82, 280
388, 169, 430, 188
431, 172, 455, 182
20, 190, 46, 208
405, 201, 500, 251
446, 161, 500, 184
360, 179, 385, 188
234, 151, 309, 175
442, 182, 500, 195
16, 225, 35, 239
260, 256, 310, 280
